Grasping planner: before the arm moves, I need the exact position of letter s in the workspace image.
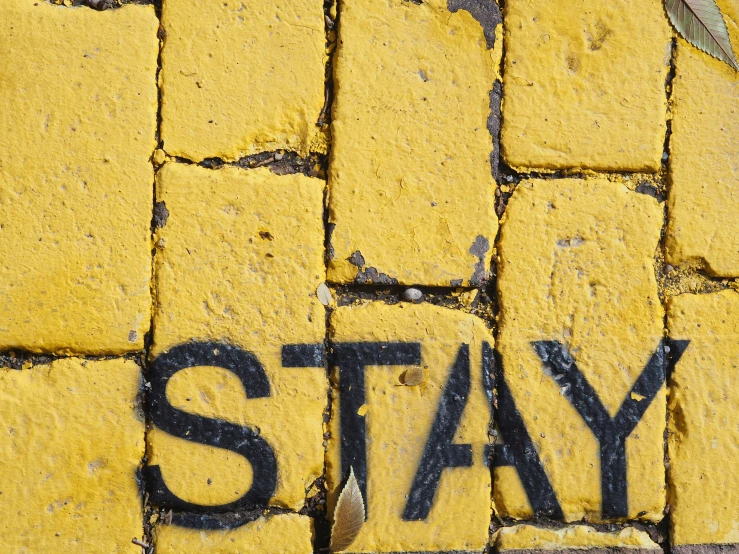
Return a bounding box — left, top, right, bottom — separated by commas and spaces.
144, 342, 278, 528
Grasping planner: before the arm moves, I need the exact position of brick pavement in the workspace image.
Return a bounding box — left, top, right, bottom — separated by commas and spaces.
2, 0, 739, 552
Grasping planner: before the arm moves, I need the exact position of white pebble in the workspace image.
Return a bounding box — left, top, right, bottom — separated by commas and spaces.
403, 288, 423, 302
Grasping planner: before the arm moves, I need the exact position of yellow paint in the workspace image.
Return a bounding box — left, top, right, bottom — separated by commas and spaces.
0, 0, 158, 354
327, 302, 492, 552
328, 0, 498, 286
152, 163, 325, 357
501, 0, 671, 172
0, 358, 143, 551
665, 0, 739, 277
149, 360, 327, 510
155, 514, 313, 553
160, 0, 325, 161
153, 149, 167, 166
668, 290, 739, 546
496, 179, 665, 521
150, 163, 326, 510
495, 525, 660, 550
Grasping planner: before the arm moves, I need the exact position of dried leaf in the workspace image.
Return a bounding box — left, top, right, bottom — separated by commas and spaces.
665, 0, 739, 71
401, 367, 425, 386
330, 467, 365, 552
317, 282, 333, 306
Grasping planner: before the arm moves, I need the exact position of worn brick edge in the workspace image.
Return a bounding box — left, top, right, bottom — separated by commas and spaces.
500, 546, 660, 554
672, 546, 739, 554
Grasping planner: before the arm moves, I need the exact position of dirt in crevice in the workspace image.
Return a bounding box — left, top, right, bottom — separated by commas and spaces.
136, 11, 166, 554
46, 0, 159, 9
166, 150, 327, 179
329, 284, 495, 329
311, 2, 340, 552
656, 36, 676, 554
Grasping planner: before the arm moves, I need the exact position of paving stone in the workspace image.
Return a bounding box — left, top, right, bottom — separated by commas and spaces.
327, 302, 493, 552
496, 179, 665, 522
151, 163, 325, 356
327, 0, 498, 286
155, 513, 313, 553
0, 358, 144, 551
500, 0, 671, 172
668, 290, 739, 550
148, 163, 326, 514
0, 1, 158, 354
160, 0, 326, 162
494, 524, 661, 554
666, 2, 739, 277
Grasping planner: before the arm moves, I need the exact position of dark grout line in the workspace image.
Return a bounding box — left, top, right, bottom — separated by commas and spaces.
659, 36, 678, 554
44, 0, 159, 9
315, 0, 339, 551
137, 10, 165, 554
0, 350, 145, 370
165, 150, 328, 180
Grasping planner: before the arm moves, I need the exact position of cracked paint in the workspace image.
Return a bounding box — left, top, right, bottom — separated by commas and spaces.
327, 0, 498, 286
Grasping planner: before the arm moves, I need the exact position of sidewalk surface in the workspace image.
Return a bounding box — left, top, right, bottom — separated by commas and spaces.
1, 0, 739, 552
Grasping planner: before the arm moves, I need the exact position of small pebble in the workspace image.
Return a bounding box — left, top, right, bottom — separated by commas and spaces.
152, 149, 166, 166
403, 288, 423, 302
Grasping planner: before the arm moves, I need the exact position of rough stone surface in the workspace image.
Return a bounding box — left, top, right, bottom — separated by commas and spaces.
327, 302, 493, 552
0, 0, 158, 354
0, 358, 144, 551
496, 179, 665, 521
155, 514, 313, 553
500, 0, 671, 171
666, 1, 739, 276
152, 163, 325, 357
149, 163, 326, 511
160, 0, 326, 161
9, 0, 739, 550
668, 290, 739, 547
494, 524, 661, 552
327, 0, 499, 286
672, 547, 739, 554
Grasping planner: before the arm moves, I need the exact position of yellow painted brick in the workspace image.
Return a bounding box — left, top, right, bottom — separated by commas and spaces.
155, 514, 313, 553
496, 179, 665, 521
152, 163, 325, 355
668, 290, 739, 547
160, 0, 325, 161
147, 358, 326, 511
494, 524, 660, 551
327, 302, 492, 552
149, 163, 325, 512
0, 358, 144, 551
501, 0, 671, 172
665, 0, 739, 277
0, 1, 158, 354
327, 0, 498, 286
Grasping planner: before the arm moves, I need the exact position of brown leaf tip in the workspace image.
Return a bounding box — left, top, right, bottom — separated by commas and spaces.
330, 467, 366, 553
